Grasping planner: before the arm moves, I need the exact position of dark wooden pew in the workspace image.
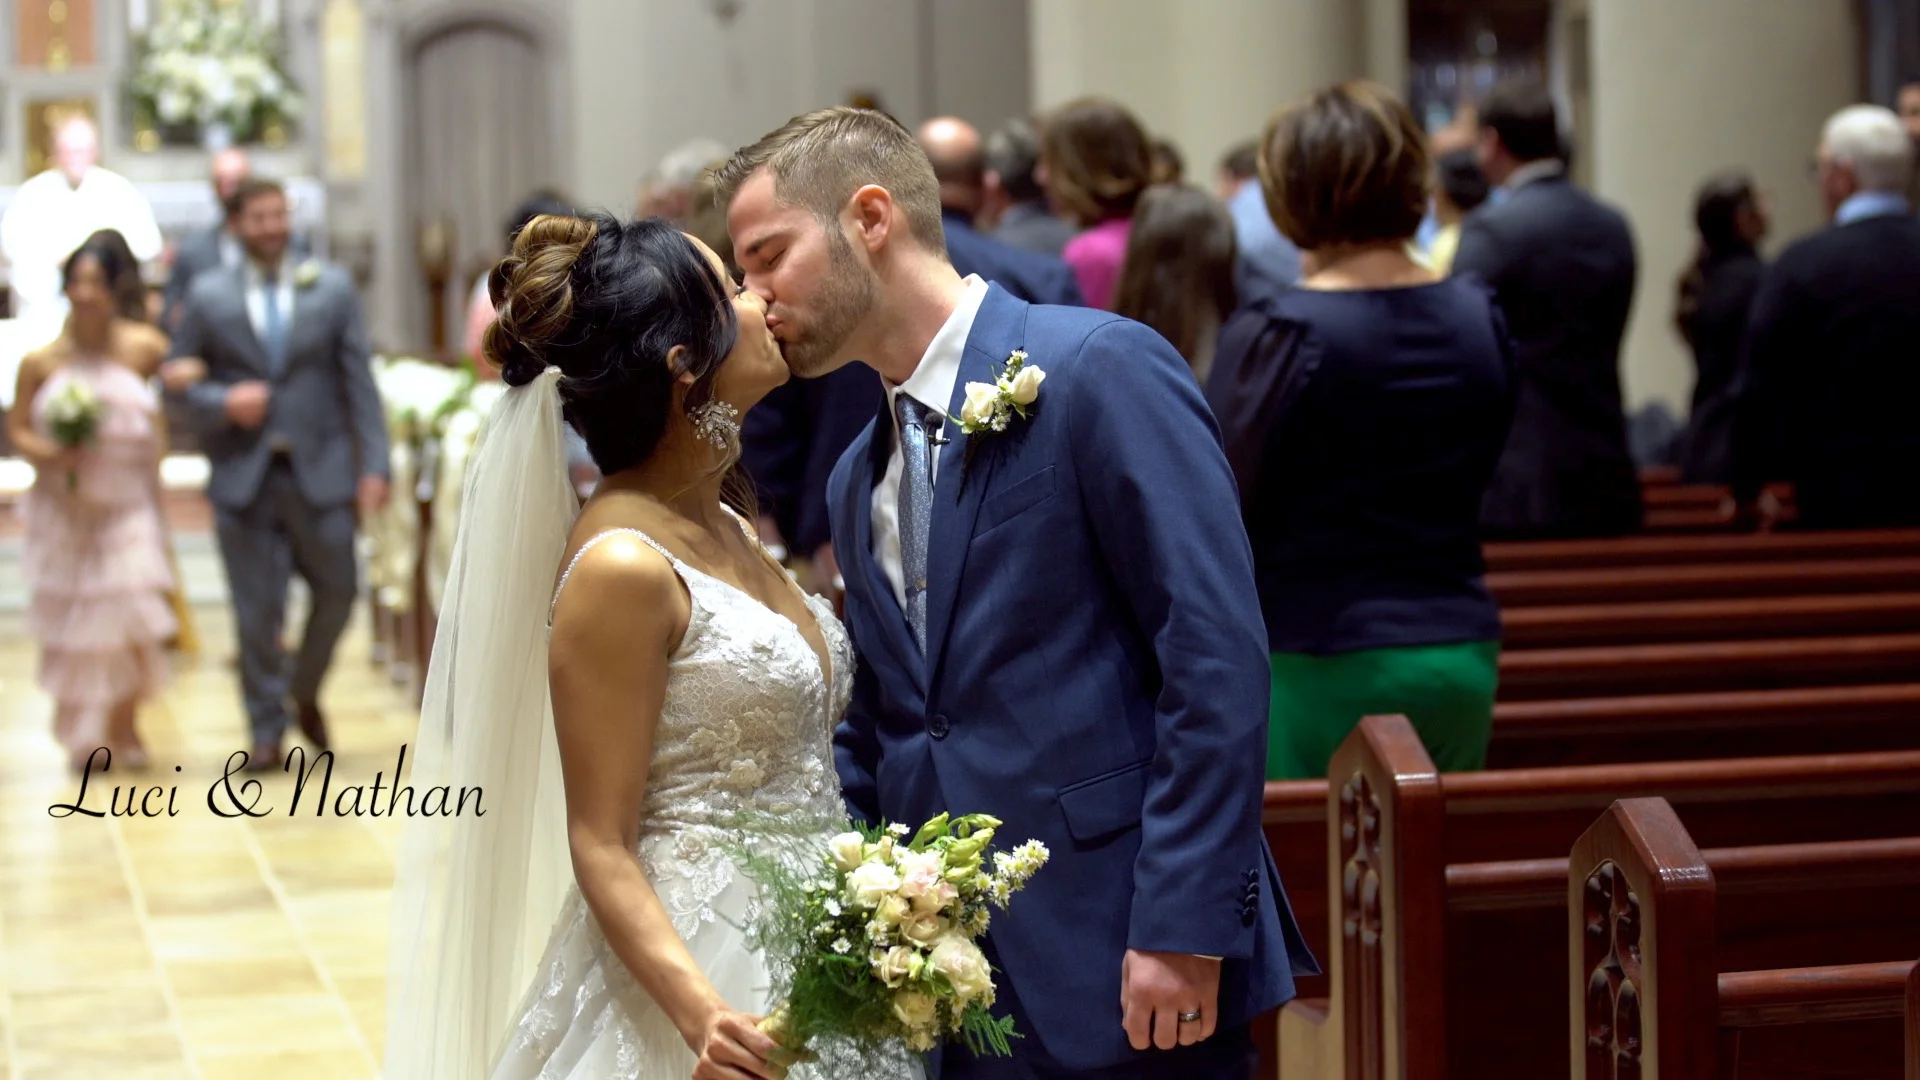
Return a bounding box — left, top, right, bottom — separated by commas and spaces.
1571, 798, 1920, 1079
1488, 557, 1920, 607
1497, 633, 1920, 700
1486, 682, 1920, 767
1502, 592, 1920, 649
1265, 716, 1920, 1079
1484, 528, 1920, 574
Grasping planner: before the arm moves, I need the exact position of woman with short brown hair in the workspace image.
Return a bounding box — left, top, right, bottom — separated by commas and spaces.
1038, 96, 1153, 309
1207, 81, 1518, 781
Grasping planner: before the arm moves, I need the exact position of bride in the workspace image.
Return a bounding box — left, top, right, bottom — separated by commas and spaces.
382, 212, 916, 1079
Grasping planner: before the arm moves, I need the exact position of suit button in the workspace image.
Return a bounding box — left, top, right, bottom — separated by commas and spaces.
929, 715, 950, 739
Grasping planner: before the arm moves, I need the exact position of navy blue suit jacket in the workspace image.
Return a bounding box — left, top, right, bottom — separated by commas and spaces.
942, 211, 1084, 307
827, 284, 1314, 1070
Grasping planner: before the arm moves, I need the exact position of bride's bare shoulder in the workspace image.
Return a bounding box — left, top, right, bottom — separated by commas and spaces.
550, 514, 691, 649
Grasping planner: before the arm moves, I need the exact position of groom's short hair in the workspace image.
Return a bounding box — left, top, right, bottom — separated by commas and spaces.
715, 106, 947, 258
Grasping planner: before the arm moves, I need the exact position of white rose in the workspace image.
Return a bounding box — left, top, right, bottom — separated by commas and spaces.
873, 893, 911, 928
928, 933, 994, 1001
828, 832, 867, 872
892, 989, 938, 1029
895, 850, 945, 901
901, 911, 949, 947
960, 381, 1000, 428
845, 862, 903, 908
872, 944, 921, 987
1008, 364, 1046, 406
911, 876, 959, 915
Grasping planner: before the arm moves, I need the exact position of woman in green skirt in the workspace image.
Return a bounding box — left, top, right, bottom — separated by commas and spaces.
1206, 82, 1518, 780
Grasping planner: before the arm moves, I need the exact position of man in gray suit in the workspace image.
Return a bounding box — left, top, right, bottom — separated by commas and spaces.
168, 177, 389, 768
162, 149, 310, 332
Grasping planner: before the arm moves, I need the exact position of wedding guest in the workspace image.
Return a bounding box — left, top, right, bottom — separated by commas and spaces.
1672, 172, 1768, 484
1733, 104, 1920, 528
1111, 184, 1237, 384
7, 234, 178, 771
1208, 82, 1517, 781
983, 118, 1075, 257
1423, 149, 1490, 275
1453, 79, 1640, 539
1218, 139, 1303, 303
1041, 97, 1154, 308
917, 116, 1082, 306
462, 191, 575, 361
1150, 135, 1185, 185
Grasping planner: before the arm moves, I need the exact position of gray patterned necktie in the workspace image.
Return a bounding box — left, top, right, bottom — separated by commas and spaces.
895, 393, 935, 653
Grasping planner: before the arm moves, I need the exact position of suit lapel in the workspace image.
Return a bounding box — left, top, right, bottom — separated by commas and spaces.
846, 392, 928, 698
922, 285, 1029, 678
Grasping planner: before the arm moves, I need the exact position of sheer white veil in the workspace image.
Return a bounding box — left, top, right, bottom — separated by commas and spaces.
383, 366, 582, 1079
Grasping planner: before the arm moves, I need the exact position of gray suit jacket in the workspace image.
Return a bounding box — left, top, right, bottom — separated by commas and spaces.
167, 260, 389, 510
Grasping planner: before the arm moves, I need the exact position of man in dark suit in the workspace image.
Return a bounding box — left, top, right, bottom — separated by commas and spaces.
723, 105, 1311, 1079
984, 117, 1077, 258
1453, 81, 1642, 539
1733, 104, 1920, 528
167, 178, 389, 767
919, 116, 1084, 308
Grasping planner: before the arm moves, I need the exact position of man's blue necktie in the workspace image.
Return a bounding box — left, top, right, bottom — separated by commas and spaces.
261, 271, 287, 374
895, 393, 935, 654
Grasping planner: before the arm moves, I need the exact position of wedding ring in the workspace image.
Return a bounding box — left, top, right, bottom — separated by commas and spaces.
1178, 1010, 1203, 1024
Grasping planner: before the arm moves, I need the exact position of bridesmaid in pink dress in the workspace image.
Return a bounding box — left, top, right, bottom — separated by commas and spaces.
7, 234, 178, 770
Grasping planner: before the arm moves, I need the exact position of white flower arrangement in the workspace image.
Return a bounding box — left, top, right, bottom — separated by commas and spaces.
127, 0, 304, 145
731, 812, 1049, 1068
959, 349, 1045, 436
42, 379, 101, 492
372, 355, 471, 448
293, 259, 323, 289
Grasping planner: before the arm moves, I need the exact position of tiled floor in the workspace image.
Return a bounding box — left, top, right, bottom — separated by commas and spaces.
0, 602, 419, 1079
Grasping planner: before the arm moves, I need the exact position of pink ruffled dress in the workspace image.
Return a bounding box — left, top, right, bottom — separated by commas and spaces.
22, 355, 176, 723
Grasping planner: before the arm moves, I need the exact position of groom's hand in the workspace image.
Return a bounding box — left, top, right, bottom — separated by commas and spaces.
1121, 949, 1221, 1051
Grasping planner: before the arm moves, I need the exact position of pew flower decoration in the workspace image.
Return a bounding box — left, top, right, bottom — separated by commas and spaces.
43, 379, 101, 493
729, 812, 1049, 1072
959, 350, 1044, 436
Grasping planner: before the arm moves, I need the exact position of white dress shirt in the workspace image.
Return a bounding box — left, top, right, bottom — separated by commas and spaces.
872, 274, 989, 611
243, 257, 298, 356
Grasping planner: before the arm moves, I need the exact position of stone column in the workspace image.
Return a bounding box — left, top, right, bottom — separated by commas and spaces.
1572, 0, 1860, 412
1030, 0, 1385, 181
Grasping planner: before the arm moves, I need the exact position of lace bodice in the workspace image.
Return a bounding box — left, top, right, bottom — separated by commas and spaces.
547, 523, 854, 937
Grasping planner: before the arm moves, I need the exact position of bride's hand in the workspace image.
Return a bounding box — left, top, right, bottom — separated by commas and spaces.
690, 1008, 782, 1080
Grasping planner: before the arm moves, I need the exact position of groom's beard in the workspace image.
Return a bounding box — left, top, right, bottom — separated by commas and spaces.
779, 230, 876, 378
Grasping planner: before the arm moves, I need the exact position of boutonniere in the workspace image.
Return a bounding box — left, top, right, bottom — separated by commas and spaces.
959, 349, 1044, 436
293, 260, 323, 288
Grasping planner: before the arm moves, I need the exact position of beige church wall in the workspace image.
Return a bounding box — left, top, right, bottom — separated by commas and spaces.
1029, 0, 1408, 190
1570, 0, 1861, 415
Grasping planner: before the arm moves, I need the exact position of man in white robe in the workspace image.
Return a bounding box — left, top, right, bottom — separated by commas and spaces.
2, 116, 163, 331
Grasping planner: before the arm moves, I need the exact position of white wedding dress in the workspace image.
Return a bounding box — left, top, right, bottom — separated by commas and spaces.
488, 523, 922, 1079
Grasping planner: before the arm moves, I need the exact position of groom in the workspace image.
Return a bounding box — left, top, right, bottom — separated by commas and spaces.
719, 108, 1314, 1077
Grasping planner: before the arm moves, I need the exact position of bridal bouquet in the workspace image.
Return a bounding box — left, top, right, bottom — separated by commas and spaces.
733, 812, 1049, 1071
43, 380, 101, 492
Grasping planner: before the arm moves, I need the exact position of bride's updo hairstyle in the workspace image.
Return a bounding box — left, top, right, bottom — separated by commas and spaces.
483, 211, 740, 474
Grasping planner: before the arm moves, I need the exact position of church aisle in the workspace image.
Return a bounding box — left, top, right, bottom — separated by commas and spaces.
0, 604, 417, 1079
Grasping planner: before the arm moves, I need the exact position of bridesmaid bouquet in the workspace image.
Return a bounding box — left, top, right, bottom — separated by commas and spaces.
733, 812, 1049, 1071
43, 380, 101, 492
